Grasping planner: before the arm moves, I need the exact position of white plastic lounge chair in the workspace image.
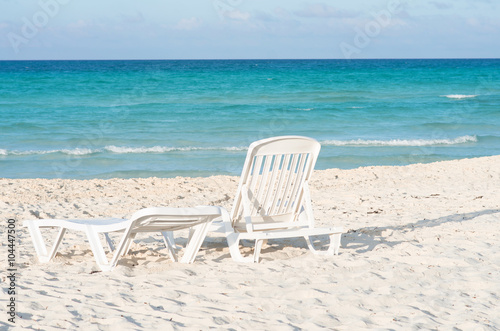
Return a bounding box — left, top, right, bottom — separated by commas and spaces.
212, 136, 343, 262
24, 206, 222, 271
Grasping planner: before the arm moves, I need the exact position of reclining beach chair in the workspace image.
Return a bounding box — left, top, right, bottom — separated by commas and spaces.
213, 136, 343, 262
24, 206, 222, 271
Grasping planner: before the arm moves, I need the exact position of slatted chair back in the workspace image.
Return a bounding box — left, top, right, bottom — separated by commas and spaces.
230, 136, 321, 232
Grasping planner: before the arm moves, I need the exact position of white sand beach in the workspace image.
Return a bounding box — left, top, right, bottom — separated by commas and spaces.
1, 156, 499, 330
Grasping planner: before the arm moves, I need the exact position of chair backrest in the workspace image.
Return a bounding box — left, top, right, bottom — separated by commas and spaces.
230, 136, 321, 232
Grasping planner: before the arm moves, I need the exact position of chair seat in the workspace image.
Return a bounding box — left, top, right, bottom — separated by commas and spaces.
26, 218, 129, 232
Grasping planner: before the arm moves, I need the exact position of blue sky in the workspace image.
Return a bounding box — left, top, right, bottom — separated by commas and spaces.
1, 0, 499, 60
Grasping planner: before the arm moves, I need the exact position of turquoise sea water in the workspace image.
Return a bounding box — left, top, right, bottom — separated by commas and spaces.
1, 59, 499, 179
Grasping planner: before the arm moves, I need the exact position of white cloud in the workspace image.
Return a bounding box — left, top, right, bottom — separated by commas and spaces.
466, 17, 480, 27
174, 17, 203, 30
428, 1, 453, 10
68, 19, 91, 29
295, 3, 356, 18
273, 7, 292, 19
120, 11, 145, 24
223, 9, 250, 21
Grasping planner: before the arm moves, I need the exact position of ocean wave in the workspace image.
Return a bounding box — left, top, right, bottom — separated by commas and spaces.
105, 145, 247, 153
442, 94, 477, 99
321, 135, 477, 147
61, 148, 95, 155
0, 148, 98, 156
0, 136, 478, 156
1, 137, 478, 156
105, 146, 175, 154
0, 145, 247, 156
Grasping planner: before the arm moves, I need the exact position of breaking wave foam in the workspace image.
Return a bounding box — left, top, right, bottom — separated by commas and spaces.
1, 136, 477, 156
104, 146, 246, 153
0, 148, 97, 156
321, 135, 477, 147
0, 145, 247, 156
443, 94, 477, 99
61, 148, 95, 155
105, 146, 175, 154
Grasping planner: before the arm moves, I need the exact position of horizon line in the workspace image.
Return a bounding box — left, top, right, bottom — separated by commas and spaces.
1, 57, 500, 62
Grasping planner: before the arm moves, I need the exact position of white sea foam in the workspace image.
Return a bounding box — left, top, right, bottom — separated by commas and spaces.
0, 145, 248, 156
61, 148, 95, 155
6, 148, 98, 156
222, 146, 247, 151
321, 135, 477, 147
7, 150, 49, 156
443, 94, 477, 99
1, 137, 477, 157
20, 150, 54, 155
105, 145, 247, 154
105, 146, 175, 154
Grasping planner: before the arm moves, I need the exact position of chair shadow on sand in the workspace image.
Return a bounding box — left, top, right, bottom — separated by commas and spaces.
172, 208, 500, 261
343, 209, 500, 254
209, 238, 331, 262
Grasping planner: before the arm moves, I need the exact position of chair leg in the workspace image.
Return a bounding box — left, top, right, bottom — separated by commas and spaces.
305, 233, 342, 256
161, 231, 178, 262
47, 228, 67, 261
187, 228, 195, 243
253, 239, 267, 263
330, 233, 341, 255
107, 225, 137, 271
121, 233, 137, 256
225, 233, 253, 263
25, 222, 66, 263
219, 207, 253, 263
85, 226, 111, 269
87, 224, 137, 272
104, 233, 115, 251
180, 222, 211, 264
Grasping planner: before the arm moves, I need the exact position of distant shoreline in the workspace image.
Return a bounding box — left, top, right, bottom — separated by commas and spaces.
2, 57, 500, 62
